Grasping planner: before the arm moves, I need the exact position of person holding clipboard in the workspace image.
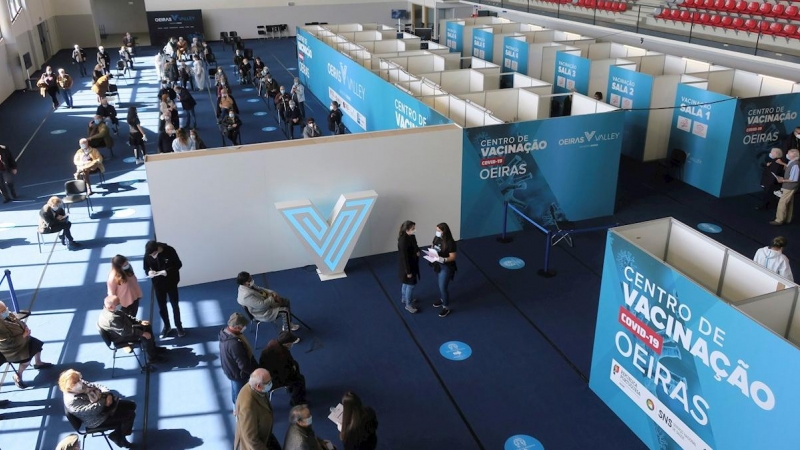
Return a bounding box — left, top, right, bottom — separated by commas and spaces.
423, 222, 458, 318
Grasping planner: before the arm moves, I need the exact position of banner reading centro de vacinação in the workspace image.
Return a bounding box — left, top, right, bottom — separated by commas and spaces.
590, 232, 800, 450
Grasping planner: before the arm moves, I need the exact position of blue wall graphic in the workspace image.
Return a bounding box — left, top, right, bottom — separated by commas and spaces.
296, 28, 450, 133
461, 114, 623, 239
553, 51, 590, 95
590, 232, 800, 450
667, 84, 736, 197
445, 22, 464, 53
607, 66, 653, 160
502, 36, 528, 75
472, 28, 494, 62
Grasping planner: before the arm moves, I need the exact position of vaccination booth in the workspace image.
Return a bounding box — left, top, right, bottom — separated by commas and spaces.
591, 217, 800, 450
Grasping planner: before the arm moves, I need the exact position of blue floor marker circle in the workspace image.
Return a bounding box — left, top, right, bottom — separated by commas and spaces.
262, 126, 277, 132
499, 257, 525, 270
254, 111, 267, 116
242, 88, 254, 92
123, 157, 137, 164
287, 67, 297, 71
697, 223, 722, 233
505, 435, 544, 450
439, 341, 472, 361
51, 129, 67, 135
247, 98, 260, 103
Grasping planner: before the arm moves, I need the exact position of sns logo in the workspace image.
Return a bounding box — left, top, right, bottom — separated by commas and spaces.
327, 62, 348, 85
275, 191, 377, 278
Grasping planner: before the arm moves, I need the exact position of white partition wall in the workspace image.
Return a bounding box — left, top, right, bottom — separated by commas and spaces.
146, 125, 464, 286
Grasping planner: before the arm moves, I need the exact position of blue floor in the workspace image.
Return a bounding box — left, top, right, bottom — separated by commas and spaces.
1, 38, 796, 450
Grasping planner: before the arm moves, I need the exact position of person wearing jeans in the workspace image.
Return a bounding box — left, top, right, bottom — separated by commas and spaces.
431, 222, 458, 318
57, 69, 74, 109
219, 313, 257, 406
771, 149, 800, 226
143, 240, 185, 338
397, 220, 420, 313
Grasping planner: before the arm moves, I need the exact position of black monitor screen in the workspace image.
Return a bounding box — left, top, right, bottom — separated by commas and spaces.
414, 28, 432, 40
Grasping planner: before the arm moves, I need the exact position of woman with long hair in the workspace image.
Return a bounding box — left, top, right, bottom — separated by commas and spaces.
127, 107, 146, 164
190, 129, 207, 150
159, 92, 179, 131
171, 128, 195, 152
340, 391, 378, 450
397, 220, 420, 314
107, 254, 143, 317
431, 222, 457, 318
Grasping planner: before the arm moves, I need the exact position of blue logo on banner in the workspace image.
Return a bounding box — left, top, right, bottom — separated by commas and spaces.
504, 435, 544, 450
439, 341, 472, 361
697, 223, 722, 233
262, 126, 277, 132
499, 257, 525, 269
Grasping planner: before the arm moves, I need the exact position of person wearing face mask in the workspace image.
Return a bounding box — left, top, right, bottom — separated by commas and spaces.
37, 66, 59, 110
0, 300, 54, 389
772, 148, 800, 226
59, 369, 138, 448
291, 77, 306, 117
235, 368, 281, 450
143, 240, 185, 338
397, 220, 421, 314
303, 118, 321, 139
263, 74, 279, 108
430, 222, 458, 318
219, 312, 258, 406
753, 236, 794, 281
57, 68, 74, 109
91, 69, 111, 103
259, 331, 306, 407
285, 100, 303, 140
97, 295, 165, 364
0, 143, 19, 203
158, 124, 177, 154
784, 126, 800, 153
328, 101, 344, 135
192, 54, 206, 91
285, 404, 337, 450
758, 147, 786, 210
159, 92, 179, 131
214, 67, 228, 88
96, 97, 119, 135
87, 115, 114, 158
127, 106, 147, 164
107, 255, 143, 317
236, 271, 300, 335
96, 46, 111, 74
154, 51, 165, 81
239, 58, 252, 85
72, 44, 88, 77
222, 110, 243, 146
39, 196, 79, 248
275, 86, 292, 125
73, 138, 104, 195
174, 85, 197, 130
190, 128, 207, 150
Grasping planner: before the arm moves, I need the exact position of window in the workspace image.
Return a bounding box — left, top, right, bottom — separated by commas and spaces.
7, 0, 22, 22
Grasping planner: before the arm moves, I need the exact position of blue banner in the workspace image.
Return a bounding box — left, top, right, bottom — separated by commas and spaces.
590, 231, 800, 450
445, 22, 464, 54
607, 66, 654, 160
723, 93, 800, 196
472, 28, 494, 62
667, 84, 736, 197
460, 114, 623, 239
296, 28, 449, 133
553, 52, 590, 95
502, 37, 528, 75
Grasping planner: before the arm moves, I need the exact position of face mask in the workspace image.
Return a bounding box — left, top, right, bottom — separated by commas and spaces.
435, 231, 442, 238
770, 154, 777, 159
229, 114, 235, 118
280, 89, 285, 94
262, 381, 273, 393
305, 416, 313, 426
247, 280, 254, 288
190, 135, 196, 139
73, 382, 84, 391
94, 119, 101, 124
122, 263, 131, 271
80, 143, 88, 150
0, 310, 9, 320
115, 304, 123, 311
409, 229, 415, 235
330, 106, 335, 111
795, 133, 800, 138
294, 81, 299, 86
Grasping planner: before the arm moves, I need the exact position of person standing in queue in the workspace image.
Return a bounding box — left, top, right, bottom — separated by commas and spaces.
143, 240, 185, 338
430, 223, 457, 318
397, 221, 420, 314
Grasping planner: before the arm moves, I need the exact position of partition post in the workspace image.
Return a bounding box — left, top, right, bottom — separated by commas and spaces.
754, 31, 761, 56
497, 201, 514, 243
593, 7, 598, 25
636, 6, 641, 33
0, 269, 28, 318
688, 16, 695, 43
538, 231, 557, 277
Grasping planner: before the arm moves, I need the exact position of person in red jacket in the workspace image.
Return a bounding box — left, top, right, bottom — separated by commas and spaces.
259, 331, 307, 406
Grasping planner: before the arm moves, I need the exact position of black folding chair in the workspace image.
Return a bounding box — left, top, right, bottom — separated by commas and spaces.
65, 406, 117, 450
98, 327, 148, 378
63, 180, 93, 216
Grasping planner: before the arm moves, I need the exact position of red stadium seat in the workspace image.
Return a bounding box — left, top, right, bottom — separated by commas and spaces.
785, 5, 799, 19
691, 11, 702, 20
586, 0, 596, 8
734, 0, 747, 12
742, 18, 758, 31
746, 1, 760, 13
721, 15, 734, 26
596, 0, 606, 9
656, 7, 670, 18
759, 20, 772, 33
772, 3, 785, 16
781, 23, 798, 37
712, 0, 725, 10
768, 21, 784, 34
671, 8, 683, 19
731, 16, 745, 27
702, 0, 714, 9
699, 12, 712, 23
618, 2, 628, 11
710, 14, 723, 25
722, 0, 736, 11
680, 10, 692, 20
680, 0, 694, 7
759, 2, 772, 15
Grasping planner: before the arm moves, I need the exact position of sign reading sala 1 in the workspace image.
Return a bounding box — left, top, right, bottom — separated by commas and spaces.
275, 191, 377, 281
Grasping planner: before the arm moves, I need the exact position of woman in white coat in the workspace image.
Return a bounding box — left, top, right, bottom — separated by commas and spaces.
753, 236, 794, 281
192, 55, 206, 91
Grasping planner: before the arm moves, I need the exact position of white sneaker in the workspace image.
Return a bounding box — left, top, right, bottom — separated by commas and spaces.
135, 158, 143, 165
775, 190, 783, 198
405, 304, 419, 314
290, 323, 300, 331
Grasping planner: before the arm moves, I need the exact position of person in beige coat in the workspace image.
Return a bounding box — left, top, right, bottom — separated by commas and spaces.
234, 368, 280, 450
73, 138, 105, 195
0, 301, 54, 389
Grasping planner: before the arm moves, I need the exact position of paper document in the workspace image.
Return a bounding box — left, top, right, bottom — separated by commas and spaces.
147, 270, 167, 278
423, 248, 440, 263
328, 403, 343, 426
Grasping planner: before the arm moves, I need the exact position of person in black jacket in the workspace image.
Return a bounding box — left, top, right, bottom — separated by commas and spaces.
431, 222, 457, 318
221, 111, 242, 146
285, 101, 303, 140
259, 331, 307, 407
143, 240, 185, 338
96, 46, 111, 74
784, 126, 800, 153
96, 97, 119, 134
758, 147, 788, 210
39, 196, 79, 248
328, 101, 344, 135
340, 392, 378, 450
0, 144, 18, 202
157, 124, 176, 153
219, 312, 258, 405
397, 220, 420, 313
174, 86, 197, 130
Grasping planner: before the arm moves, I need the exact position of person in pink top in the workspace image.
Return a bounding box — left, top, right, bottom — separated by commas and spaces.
107, 255, 143, 317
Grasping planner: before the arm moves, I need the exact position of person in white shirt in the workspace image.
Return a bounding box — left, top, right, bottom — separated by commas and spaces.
171, 128, 196, 152
753, 236, 794, 281
291, 77, 305, 117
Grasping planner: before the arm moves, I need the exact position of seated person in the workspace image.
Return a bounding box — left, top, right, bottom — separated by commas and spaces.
236, 271, 299, 332
253, 57, 267, 77
0, 301, 54, 389
176, 36, 189, 60
96, 98, 119, 134
91, 72, 111, 102
97, 295, 165, 363
220, 111, 242, 146
59, 369, 137, 448
263, 74, 279, 106
87, 116, 114, 155
233, 49, 244, 75
218, 90, 236, 121
285, 101, 303, 139
285, 405, 337, 450
122, 32, 135, 55
274, 87, 292, 120
259, 331, 306, 406
239, 58, 252, 85
303, 117, 322, 139
39, 196, 79, 248
73, 138, 104, 195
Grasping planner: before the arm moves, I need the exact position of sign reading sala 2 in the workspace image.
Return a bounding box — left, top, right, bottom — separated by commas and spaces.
275, 191, 377, 280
